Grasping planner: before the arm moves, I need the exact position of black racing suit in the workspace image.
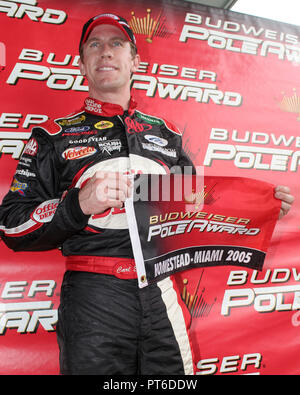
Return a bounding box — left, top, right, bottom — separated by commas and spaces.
0, 97, 195, 374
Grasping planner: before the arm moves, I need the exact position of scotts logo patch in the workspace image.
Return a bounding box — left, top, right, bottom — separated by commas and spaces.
23, 138, 38, 156
94, 121, 114, 130
62, 146, 97, 160
136, 112, 164, 125
31, 199, 59, 223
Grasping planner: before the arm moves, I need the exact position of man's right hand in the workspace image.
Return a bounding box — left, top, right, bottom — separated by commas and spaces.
78, 171, 132, 215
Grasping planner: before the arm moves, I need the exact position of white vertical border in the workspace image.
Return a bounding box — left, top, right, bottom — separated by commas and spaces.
157, 277, 194, 375
125, 197, 148, 288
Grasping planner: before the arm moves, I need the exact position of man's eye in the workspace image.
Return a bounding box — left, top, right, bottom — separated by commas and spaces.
113, 41, 123, 47
90, 42, 99, 47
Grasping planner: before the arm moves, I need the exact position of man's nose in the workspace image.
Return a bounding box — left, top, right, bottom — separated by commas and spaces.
100, 43, 113, 58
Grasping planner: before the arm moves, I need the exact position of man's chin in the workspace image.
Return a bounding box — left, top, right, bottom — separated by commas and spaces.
94, 80, 130, 94
97, 80, 121, 91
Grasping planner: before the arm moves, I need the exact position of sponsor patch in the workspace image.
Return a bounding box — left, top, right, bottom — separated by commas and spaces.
19, 157, 32, 168
68, 136, 107, 145
142, 143, 176, 157
125, 117, 152, 134
144, 134, 168, 147
94, 120, 114, 130
58, 115, 86, 126
136, 112, 164, 125
10, 178, 28, 196
31, 199, 59, 223
64, 126, 90, 133
23, 138, 38, 156
98, 139, 122, 155
15, 169, 36, 178
62, 146, 97, 160
85, 98, 102, 114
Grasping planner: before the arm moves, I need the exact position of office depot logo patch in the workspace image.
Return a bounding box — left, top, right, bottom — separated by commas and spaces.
62, 146, 96, 160
31, 199, 59, 223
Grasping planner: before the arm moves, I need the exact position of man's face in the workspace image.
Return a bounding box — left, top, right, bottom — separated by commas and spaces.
79, 24, 140, 96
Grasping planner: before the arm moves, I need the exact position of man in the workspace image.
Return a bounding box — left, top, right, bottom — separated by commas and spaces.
0, 14, 294, 375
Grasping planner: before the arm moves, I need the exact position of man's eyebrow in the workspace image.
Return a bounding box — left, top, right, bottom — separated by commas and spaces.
85, 37, 100, 44
86, 36, 127, 44
111, 36, 127, 41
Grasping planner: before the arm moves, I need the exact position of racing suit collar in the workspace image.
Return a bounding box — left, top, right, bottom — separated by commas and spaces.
84, 96, 137, 117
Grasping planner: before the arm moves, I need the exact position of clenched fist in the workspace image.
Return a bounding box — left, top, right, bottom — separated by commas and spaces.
78, 171, 132, 216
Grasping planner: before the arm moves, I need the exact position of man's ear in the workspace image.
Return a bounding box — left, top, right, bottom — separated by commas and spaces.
131, 54, 141, 73
79, 58, 86, 76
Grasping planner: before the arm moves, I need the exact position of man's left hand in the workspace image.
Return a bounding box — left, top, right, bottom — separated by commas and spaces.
275, 185, 294, 220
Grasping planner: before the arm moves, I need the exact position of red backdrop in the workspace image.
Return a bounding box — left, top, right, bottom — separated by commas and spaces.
0, 0, 299, 375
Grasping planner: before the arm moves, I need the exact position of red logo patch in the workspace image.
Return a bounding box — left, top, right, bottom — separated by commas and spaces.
23, 138, 38, 156
62, 146, 96, 160
31, 199, 59, 223
125, 117, 152, 134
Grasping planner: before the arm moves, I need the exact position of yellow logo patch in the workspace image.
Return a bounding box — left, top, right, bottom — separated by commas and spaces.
94, 121, 114, 130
